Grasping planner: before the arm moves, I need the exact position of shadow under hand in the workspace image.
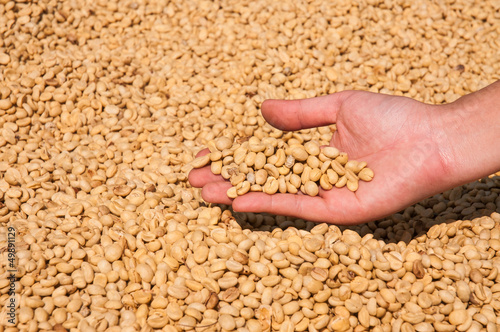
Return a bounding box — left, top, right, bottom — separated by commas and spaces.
216, 175, 500, 246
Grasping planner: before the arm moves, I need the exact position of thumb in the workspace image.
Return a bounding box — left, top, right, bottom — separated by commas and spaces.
261, 91, 354, 131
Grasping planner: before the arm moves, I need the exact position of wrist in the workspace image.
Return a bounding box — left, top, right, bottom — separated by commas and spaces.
432, 82, 500, 187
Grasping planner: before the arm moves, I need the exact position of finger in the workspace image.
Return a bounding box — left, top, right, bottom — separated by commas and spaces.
261, 91, 354, 131
232, 192, 336, 223
196, 148, 210, 157
201, 181, 233, 205
189, 149, 221, 187
188, 166, 224, 188
232, 187, 380, 225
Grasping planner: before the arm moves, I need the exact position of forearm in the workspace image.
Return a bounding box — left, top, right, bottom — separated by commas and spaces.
435, 80, 500, 186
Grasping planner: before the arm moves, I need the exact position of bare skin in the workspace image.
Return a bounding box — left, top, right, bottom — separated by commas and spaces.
189, 81, 500, 225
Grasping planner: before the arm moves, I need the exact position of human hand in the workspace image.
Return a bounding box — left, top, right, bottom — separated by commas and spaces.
189, 90, 454, 225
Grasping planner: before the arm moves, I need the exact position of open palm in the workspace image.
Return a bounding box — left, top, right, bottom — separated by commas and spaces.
189, 91, 453, 225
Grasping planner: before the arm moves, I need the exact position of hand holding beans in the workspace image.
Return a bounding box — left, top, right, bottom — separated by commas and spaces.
190, 81, 500, 225
190, 91, 443, 224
